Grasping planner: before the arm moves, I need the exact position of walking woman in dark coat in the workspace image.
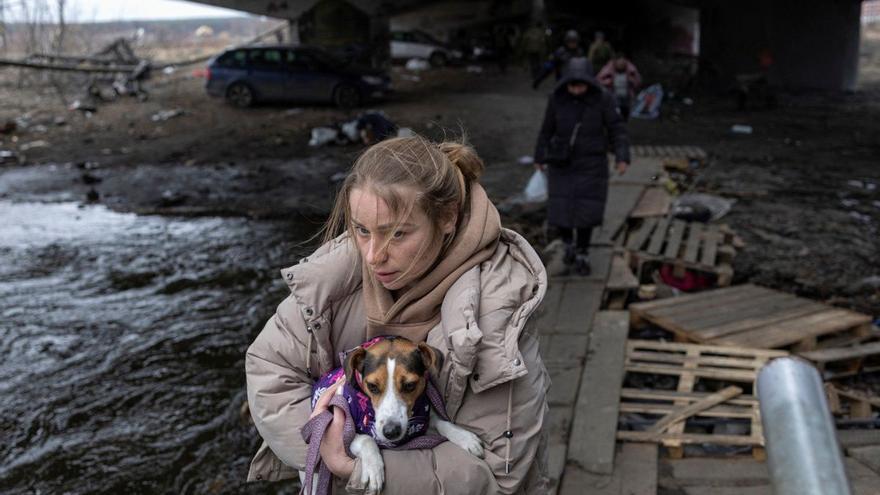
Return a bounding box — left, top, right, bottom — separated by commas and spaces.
534, 57, 630, 275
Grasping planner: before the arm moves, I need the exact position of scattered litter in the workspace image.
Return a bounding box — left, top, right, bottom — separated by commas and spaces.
840, 199, 859, 208
282, 108, 303, 116
400, 74, 421, 82
309, 127, 341, 147
405, 58, 430, 71
523, 170, 548, 203
162, 66, 176, 75
69, 99, 97, 113
672, 193, 736, 222
849, 211, 871, 224
466, 65, 483, 74
518, 155, 534, 165
730, 124, 753, 135
151, 109, 184, 122
159, 189, 187, 207
53, 116, 67, 126
631, 84, 663, 120
396, 127, 415, 138
846, 179, 877, 191
682, 97, 694, 106
0, 149, 18, 163
341, 120, 360, 142
20, 140, 49, 151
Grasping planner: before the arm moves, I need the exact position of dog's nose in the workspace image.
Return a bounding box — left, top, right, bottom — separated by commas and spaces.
382, 423, 403, 440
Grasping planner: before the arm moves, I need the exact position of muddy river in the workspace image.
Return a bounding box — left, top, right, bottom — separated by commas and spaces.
0, 201, 313, 494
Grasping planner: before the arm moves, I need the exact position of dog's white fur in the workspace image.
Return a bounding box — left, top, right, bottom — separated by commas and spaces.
349, 358, 484, 494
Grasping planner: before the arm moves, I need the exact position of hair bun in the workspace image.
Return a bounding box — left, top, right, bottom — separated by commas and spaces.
438, 141, 484, 182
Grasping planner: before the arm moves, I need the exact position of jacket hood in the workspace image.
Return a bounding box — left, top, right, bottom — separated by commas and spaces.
553, 56, 600, 95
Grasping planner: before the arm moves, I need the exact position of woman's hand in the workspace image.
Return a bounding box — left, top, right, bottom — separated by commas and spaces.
615, 161, 628, 175
311, 378, 356, 478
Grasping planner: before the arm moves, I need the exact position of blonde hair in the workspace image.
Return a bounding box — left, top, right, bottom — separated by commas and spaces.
322, 135, 484, 257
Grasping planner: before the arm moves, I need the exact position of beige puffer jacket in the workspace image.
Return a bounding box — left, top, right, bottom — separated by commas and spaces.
245, 229, 550, 494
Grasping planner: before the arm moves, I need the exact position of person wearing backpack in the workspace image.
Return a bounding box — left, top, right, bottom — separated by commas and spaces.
533, 57, 630, 276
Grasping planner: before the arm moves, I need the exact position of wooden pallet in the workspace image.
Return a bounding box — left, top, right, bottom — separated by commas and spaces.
629, 284, 874, 351
625, 218, 736, 286
826, 384, 880, 421
801, 335, 880, 379
604, 254, 639, 309
631, 145, 707, 160
617, 339, 788, 458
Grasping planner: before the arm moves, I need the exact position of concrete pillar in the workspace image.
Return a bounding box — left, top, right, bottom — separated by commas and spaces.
299, 0, 389, 68
767, 0, 861, 91
699, 0, 861, 91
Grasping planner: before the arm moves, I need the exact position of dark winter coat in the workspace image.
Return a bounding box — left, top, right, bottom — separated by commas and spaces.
534, 59, 630, 229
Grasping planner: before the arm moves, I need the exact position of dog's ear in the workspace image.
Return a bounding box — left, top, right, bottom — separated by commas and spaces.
417, 343, 444, 377
344, 347, 366, 386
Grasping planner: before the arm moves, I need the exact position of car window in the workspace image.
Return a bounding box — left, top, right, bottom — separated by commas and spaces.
412, 32, 434, 44
249, 49, 284, 69
216, 50, 246, 68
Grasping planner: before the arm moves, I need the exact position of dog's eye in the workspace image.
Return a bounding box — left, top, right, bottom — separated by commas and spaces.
367, 383, 380, 394
401, 382, 417, 393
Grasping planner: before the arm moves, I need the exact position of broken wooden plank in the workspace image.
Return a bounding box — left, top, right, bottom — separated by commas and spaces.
626, 217, 659, 251
647, 217, 671, 255
568, 311, 630, 474
631, 187, 672, 218
607, 255, 639, 290
647, 386, 743, 435
683, 222, 704, 263
800, 341, 880, 364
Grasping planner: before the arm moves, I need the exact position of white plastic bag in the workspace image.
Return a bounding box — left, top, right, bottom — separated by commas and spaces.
524, 170, 548, 203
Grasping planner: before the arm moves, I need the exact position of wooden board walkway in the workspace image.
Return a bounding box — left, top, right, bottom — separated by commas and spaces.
629, 284, 873, 350
625, 218, 736, 286
617, 340, 787, 458
630, 145, 707, 160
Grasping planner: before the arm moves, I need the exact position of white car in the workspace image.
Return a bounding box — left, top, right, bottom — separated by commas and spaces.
390, 30, 462, 67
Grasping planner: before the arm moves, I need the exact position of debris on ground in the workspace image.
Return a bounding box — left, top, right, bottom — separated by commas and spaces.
20, 140, 50, 152
631, 84, 663, 119
731, 124, 753, 134
671, 193, 736, 222
151, 109, 184, 122
405, 58, 430, 71
0, 149, 18, 164
69, 99, 98, 113
466, 65, 484, 74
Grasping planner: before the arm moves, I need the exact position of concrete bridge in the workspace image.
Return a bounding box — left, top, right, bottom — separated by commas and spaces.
190, 0, 862, 91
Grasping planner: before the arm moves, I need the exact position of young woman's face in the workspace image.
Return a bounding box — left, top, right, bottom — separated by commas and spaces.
349, 186, 454, 291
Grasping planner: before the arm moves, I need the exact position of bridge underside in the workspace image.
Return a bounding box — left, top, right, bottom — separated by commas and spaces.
191, 0, 862, 91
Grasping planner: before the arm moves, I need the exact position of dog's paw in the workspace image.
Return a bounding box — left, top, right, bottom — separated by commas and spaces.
451, 427, 485, 458
359, 450, 385, 494
437, 421, 484, 459
351, 434, 385, 494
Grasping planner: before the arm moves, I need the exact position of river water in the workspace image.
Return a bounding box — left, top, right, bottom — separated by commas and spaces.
0, 201, 314, 494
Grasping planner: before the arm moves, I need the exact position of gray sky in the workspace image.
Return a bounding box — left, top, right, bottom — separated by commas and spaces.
8, 0, 249, 22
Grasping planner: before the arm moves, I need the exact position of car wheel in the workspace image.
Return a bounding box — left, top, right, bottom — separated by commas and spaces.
429, 51, 448, 67
333, 83, 361, 109
226, 82, 254, 108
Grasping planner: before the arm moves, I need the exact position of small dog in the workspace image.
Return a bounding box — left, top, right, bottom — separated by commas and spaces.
307, 336, 483, 493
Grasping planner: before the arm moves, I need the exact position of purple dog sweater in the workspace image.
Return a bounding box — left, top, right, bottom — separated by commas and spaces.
300, 336, 450, 495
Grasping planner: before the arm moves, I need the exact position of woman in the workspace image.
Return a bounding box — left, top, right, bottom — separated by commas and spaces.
245, 136, 550, 494
534, 57, 630, 276
596, 54, 642, 121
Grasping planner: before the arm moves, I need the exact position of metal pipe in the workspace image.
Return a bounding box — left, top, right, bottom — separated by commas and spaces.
757, 357, 852, 495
